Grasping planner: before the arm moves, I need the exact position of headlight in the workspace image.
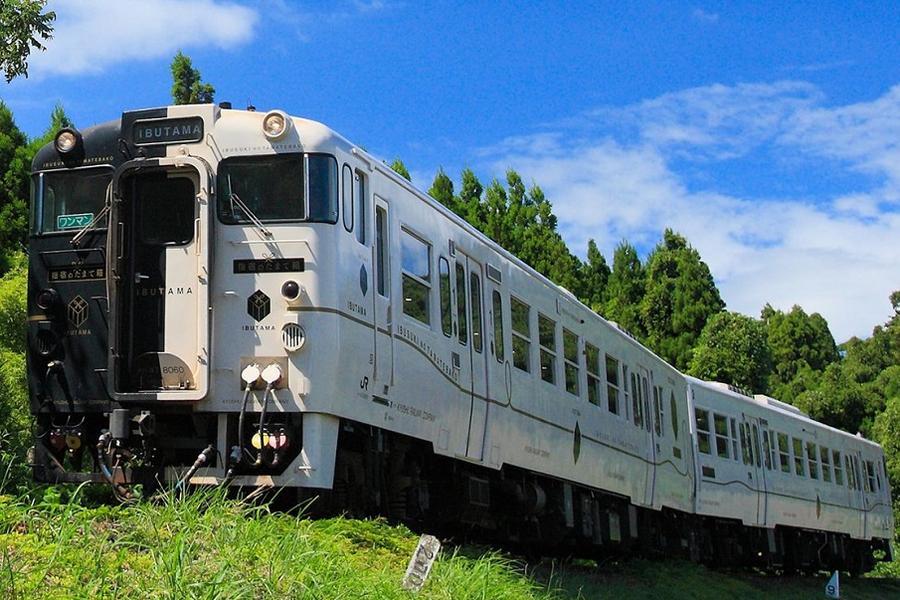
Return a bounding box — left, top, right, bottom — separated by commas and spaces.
36, 288, 59, 311
281, 280, 300, 301
262, 110, 291, 140
54, 128, 81, 154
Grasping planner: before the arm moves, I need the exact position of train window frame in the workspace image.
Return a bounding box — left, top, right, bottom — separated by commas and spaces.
653, 386, 664, 437
456, 262, 468, 346
470, 271, 483, 353
820, 446, 832, 483
714, 414, 730, 459
865, 460, 876, 493
605, 354, 621, 415
670, 390, 679, 440
777, 433, 791, 473
806, 442, 820, 480
833, 450, 844, 486
762, 427, 772, 470
585, 343, 601, 406
733, 419, 743, 463
792, 437, 806, 477
510, 296, 530, 371
845, 455, 856, 489
538, 313, 557, 385
622, 365, 632, 422
439, 257, 452, 338
33, 167, 113, 235
751, 424, 761, 468
400, 227, 432, 327
355, 169, 367, 245
563, 329, 579, 397
630, 371, 642, 427
342, 164, 353, 233
492, 290, 505, 363
695, 407, 711, 455
376, 206, 388, 297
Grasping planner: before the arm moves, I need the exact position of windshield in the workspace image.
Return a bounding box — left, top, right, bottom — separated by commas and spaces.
216, 153, 338, 225
32, 168, 112, 234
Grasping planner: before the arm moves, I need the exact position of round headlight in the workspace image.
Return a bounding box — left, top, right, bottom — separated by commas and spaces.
36, 288, 59, 311
262, 110, 290, 139
55, 128, 80, 154
281, 280, 300, 300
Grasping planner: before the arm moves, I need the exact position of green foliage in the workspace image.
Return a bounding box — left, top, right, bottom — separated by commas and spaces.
580, 239, 610, 311
0, 254, 26, 353
689, 312, 772, 393
428, 167, 455, 211
603, 241, 645, 336
170, 51, 215, 105
640, 230, 724, 369
0, 0, 55, 82
389, 158, 411, 181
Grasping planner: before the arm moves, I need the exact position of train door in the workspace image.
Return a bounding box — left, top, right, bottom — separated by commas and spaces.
854, 453, 868, 538
640, 367, 656, 506
108, 158, 210, 401
458, 252, 488, 461
742, 415, 764, 525
372, 197, 393, 392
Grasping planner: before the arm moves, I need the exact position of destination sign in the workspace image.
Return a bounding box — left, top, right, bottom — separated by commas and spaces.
57, 213, 93, 230
49, 265, 106, 283
132, 117, 204, 145
233, 258, 305, 274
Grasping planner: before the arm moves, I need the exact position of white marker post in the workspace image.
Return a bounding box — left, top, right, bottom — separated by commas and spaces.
402, 534, 441, 592
825, 570, 840, 599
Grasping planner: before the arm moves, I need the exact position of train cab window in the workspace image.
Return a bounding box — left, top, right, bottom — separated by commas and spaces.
670, 391, 678, 440
456, 263, 468, 345
792, 437, 806, 477
439, 258, 452, 337
605, 355, 621, 415
563, 329, 579, 396
806, 442, 820, 479
307, 155, 339, 223
492, 291, 505, 362
714, 414, 730, 459
401, 229, 431, 326
342, 165, 353, 232
778, 433, 791, 473
376, 207, 388, 296
510, 297, 530, 371
34, 168, 111, 234
653, 386, 664, 437
585, 344, 601, 406
695, 408, 711, 455
470, 272, 483, 353
833, 451, 844, 486
218, 155, 304, 223
355, 170, 367, 244
820, 447, 832, 483
538, 314, 556, 384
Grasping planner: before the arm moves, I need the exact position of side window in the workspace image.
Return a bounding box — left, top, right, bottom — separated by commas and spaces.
375, 207, 388, 297
401, 229, 431, 325
470, 272, 483, 353
492, 291, 505, 362
695, 408, 711, 455
833, 451, 844, 486
585, 343, 601, 406
714, 414, 730, 459
792, 437, 806, 477
820, 447, 832, 483
341, 164, 353, 232
538, 313, 556, 385
307, 154, 339, 223
563, 329, 579, 396
752, 424, 761, 468
670, 391, 678, 440
605, 355, 621, 415
778, 433, 790, 473
733, 419, 742, 463
455, 263, 467, 345
762, 429, 772, 470
846, 455, 856, 489
438, 258, 452, 337
806, 442, 820, 479
631, 372, 642, 427
355, 170, 367, 244
510, 297, 530, 372
865, 460, 876, 492
653, 386, 664, 437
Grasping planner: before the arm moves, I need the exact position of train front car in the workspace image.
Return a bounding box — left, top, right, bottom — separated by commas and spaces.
29, 105, 356, 495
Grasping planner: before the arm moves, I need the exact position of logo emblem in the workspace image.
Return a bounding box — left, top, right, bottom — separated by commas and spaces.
247, 290, 270, 322
573, 421, 582, 464
67, 295, 89, 328
360, 264, 368, 296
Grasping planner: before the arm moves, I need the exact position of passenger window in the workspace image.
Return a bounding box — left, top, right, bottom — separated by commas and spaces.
585, 344, 601, 406
355, 170, 367, 244
376, 207, 388, 297
820, 447, 832, 483
778, 433, 790, 473
563, 329, 579, 396
752, 424, 761, 468
846, 456, 855, 489
492, 291, 504, 362
631, 372, 641, 427
806, 442, 819, 479
865, 460, 876, 492
439, 258, 452, 337
401, 229, 431, 325
762, 429, 772, 470
792, 437, 806, 477
833, 451, 844, 486
456, 263, 467, 345
605, 355, 621, 415
470, 272, 483, 353
670, 391, 678, 440
538, 314, 556, 384
695, 408, 711, 455
510, 297, 530, 371
714, 414, 730, 459
342, 164, 353, 232
732, 419, 741, 463
653, 386, 664, 437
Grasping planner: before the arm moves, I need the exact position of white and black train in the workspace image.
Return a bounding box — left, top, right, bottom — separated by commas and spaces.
27, 104, 893, 573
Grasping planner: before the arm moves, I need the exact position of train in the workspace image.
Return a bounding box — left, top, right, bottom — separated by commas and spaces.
26, 103, 893, 573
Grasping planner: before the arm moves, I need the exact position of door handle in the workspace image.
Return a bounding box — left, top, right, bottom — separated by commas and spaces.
134, 272, 150, 283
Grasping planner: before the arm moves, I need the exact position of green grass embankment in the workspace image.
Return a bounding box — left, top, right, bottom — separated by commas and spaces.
0, 490, 896, 599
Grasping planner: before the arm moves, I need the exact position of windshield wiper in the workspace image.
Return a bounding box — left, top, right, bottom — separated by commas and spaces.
228, 174, 272, 238
71, 183, 112, 247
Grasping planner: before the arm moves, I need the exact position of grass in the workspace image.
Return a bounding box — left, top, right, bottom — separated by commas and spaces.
0, 487, 896, 599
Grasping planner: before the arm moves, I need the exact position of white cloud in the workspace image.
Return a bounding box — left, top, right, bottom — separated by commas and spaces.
479, 82, 900, 341
29, 0, 258, 77
692, 8, 719, 23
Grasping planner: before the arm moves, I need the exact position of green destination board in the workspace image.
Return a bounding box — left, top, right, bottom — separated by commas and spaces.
57, 213, 93, 230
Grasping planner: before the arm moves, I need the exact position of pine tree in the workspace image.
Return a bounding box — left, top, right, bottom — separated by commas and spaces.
456, 168, 484, 229
603, 241, 645, 336
170, 51, 215, 105
389, 158, 411, 181
428, 168, 455, 212
580, 239, 610, 311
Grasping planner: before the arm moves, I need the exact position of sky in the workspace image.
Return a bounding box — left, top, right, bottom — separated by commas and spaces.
3, 0, 899, 342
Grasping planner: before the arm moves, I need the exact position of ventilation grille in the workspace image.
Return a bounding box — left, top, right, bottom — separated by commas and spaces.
282, 323, 305, 352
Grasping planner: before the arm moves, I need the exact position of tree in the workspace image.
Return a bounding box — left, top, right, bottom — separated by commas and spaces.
580, 239, 610, 311
689, 311, 772, 393
603, 241, 645, 336
428, 168, 455, 212
170, 51, 215, 105
794, 362, 876, 435
641, 229, 724, 369
389, 158, 411, 181
0, 0, 54, 82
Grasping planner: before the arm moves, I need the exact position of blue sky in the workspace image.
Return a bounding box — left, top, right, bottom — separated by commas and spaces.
4, 1, 900, 340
